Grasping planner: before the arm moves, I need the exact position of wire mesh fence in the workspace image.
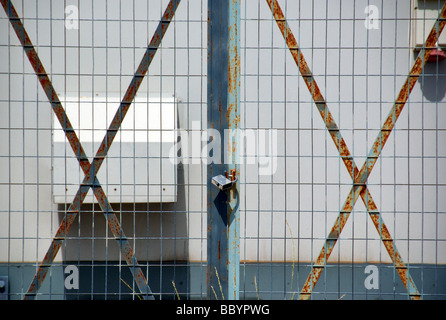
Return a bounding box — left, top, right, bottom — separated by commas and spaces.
0, 0, 445, 300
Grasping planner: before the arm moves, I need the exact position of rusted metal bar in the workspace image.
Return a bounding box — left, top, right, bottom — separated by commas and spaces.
299, 184, 420, 300
354, 1, 446, 186
300, 2, 446, 300
207, 0, 240, 300
266, 0, 358, 179
1, 0, 181, 299
0, 0, 90, 171
267, 0, 446, 300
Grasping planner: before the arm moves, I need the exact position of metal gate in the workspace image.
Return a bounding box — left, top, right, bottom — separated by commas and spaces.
0, 0, 445, 300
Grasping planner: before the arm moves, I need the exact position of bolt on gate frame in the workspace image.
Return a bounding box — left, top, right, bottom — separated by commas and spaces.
1, 0, 445, 300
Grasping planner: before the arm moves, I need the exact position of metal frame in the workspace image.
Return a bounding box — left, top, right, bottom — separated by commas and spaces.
1, 0, 181, 300
266, 0, 446, 300
207, 0, 241, 300
2, 0, 444, 300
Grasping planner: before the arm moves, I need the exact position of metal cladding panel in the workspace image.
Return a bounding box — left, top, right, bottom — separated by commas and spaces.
413, 0, 446, 48
52, 94, 177, 204
1, 0, 446, 301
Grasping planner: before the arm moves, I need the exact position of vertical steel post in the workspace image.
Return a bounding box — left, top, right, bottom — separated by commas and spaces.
207, 0, 240, 300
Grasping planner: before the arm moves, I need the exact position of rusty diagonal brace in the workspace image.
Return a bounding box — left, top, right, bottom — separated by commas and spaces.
267, 0, 446, 300
1, 0, 181, 299
3, 0, 444, 301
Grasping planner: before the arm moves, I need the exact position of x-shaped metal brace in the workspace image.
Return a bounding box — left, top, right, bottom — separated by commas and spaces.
3, 0, 445, 301
1, 0, 181, 300
267, 0, 446, 300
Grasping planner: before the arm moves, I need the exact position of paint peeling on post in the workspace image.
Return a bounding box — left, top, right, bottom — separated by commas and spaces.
207, 0, 240, 300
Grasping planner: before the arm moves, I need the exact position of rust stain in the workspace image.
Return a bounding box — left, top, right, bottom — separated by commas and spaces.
266, 0, 443, 300
2, 0, 180, 299
372, 134, 382, 156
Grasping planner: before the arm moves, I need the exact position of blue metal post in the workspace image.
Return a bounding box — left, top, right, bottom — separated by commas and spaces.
207, 0, 240, 300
